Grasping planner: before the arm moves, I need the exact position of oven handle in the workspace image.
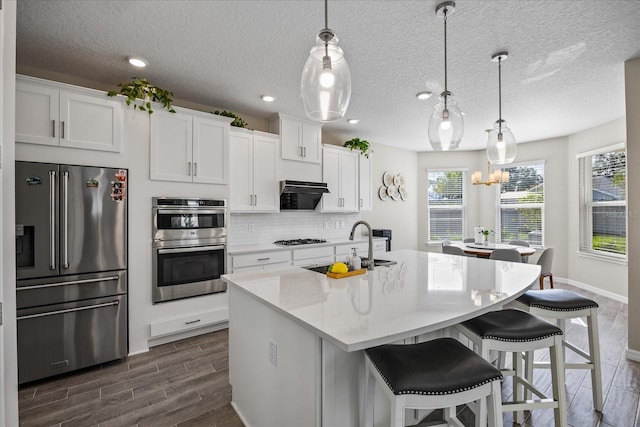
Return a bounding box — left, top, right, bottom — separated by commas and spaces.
157, 245, 225, 255
156, 209, 226, 215
16, 275, 120, 291
17, 300, 120, 320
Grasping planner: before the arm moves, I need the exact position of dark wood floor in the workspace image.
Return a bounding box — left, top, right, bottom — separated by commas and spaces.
18, 282, 639, 426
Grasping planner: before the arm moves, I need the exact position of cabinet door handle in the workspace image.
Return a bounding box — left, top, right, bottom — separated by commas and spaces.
51, 120, 56, 138
185, 319, 201, 325
257, 257, 271, 261
194, 162, 198, 176
250, 194, 254, 206
299, 146, 303, 157
304, 146, 307, 158
187, 162, 192, 176
254, 194, 257, 206
360, 198, 363, 208
60, 121, 65, 139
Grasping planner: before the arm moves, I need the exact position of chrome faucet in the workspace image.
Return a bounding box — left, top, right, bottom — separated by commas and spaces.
349, 220, 374, 270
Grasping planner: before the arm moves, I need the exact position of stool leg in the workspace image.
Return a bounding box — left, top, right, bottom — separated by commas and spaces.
524, 350, 534, 401
487, 380, 504, 427
587, 307, 604, 411
362, 359, 375, 427
513, 351, 524, 424
390, 397, 404, 427
550, 335, 568, 427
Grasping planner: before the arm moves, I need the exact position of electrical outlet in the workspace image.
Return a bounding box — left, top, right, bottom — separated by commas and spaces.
268, 340, 277, 366
335, 221, 340, 229
340, 221, 345, 229
324, 221, 330, 230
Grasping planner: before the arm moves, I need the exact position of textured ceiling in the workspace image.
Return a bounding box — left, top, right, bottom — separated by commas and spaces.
15, 0, 640, 152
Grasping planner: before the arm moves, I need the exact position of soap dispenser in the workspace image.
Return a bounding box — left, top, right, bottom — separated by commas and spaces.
350, 248, 361, 271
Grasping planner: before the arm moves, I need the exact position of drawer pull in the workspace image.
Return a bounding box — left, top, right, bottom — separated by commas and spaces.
17, 275, 120, 291
257, 257, 270, 261
185, 319, 201, 325
17, 300, 119, 320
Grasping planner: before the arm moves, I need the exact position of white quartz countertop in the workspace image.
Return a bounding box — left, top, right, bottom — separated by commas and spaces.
222, 249, 541, 352
227, 237, 386, 255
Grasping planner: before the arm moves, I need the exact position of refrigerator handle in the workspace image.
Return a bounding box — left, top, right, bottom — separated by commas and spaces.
49, 170, 57, 270
62, 171, 69, 269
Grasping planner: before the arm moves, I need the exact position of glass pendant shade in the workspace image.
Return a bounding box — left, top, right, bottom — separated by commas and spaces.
301, 33, 351, 122
428, 93, 464, 151
486, 120, 516, 164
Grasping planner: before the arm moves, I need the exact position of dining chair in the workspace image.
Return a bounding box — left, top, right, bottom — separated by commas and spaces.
509, 240, 530, 263
537, 247, 554, 289
463, 238, 475, 243
442, 245, 467, 256
489, 249, 521, 263
441, 239, 451, 251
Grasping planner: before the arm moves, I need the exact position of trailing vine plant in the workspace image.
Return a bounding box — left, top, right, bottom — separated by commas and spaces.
213, 110, 248, 128
107, 77, 176, 115
343, 137, 372, 158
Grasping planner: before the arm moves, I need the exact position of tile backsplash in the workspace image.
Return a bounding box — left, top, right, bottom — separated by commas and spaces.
229, 212, 362, 245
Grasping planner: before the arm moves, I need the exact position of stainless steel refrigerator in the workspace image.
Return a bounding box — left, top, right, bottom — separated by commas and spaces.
15, 161, 128, 384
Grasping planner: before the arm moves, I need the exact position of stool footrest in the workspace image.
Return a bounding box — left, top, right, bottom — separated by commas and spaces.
512, 375, 547, 400
503, 399, 558, 412
534, 362, 595, 370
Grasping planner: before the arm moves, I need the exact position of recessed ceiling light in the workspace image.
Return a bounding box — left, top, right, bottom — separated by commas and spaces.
261, 95, 275, 102
127, 56, 148, 68
416, 91, 432, 100
347, 118, 359, 124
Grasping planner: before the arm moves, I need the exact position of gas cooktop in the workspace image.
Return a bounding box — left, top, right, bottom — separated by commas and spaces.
273, 238, 327, 246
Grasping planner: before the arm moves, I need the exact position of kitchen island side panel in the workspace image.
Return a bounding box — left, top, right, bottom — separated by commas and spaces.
229, 285, 321, 427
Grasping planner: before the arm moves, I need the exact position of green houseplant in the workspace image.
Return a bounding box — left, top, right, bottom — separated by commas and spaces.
213, 110, 248, 128
107, 77, 176, 115
343, 137, 371, 158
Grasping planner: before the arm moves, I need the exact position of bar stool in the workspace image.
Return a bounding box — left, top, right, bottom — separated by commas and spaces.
362, 338, 504, 427
455, 309, 568, 426
513, 289, 603, 411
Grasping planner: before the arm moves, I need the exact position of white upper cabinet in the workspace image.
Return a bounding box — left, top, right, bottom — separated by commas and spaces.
16, 77, 122, 152
359, 153, 373, 211
321, 145, 359, 212
230, 129, 279, 212
269, 113, 322, 163
150, 110, 229, 184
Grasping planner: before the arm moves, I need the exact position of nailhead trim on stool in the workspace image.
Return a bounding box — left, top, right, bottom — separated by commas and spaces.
362, 338, 504, 427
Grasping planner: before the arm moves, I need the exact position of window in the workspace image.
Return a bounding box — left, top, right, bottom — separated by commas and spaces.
578, 145, 626, 258
497, 162, 544, 247
428, 170, 465, 242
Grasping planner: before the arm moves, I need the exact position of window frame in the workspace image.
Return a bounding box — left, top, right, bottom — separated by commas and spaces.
427, 168, 467, 244
577, 143, 627, 261
495, 160, 545, 248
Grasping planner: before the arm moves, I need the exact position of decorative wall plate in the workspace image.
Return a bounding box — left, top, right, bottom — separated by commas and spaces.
388, 185, 400, 200
393, 173, 405, 186
378, 186, 389, 200
399, 184, 408, 200
383, 171, 394, 187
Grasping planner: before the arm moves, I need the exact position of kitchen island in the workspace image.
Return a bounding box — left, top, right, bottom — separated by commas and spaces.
222, 249, 541, 427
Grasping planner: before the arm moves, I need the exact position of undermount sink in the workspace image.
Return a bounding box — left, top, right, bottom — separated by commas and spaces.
303, 258, 397, 274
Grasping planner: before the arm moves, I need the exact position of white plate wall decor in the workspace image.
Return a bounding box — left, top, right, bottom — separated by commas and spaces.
379, 171, 408, 201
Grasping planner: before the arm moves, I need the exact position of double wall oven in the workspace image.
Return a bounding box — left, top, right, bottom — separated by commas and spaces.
152, 197, 227, 303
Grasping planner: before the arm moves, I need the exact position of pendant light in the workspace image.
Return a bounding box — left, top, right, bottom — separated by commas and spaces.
486, 52, 516, 165
428, 1, 464, 151
300, 0, 351, 122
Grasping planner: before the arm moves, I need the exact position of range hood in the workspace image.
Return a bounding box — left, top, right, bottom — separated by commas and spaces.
280, 180, 329, 211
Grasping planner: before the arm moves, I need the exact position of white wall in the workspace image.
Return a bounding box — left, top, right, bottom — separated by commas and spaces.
15, 85, 231, 355
360, 142, 418, 251
567, 117, 627, 298
1, 1, 19, 425
417, 137, 569, 279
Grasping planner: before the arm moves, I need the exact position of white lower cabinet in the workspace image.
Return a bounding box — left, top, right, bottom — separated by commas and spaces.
230, 129, 280, 212
149, 308, 229, 338
231, 250, 292, 272
292, 246, 334, 267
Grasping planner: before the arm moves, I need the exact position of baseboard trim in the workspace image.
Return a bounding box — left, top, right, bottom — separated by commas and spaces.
231, 400, 251, 427
147, 321, 229, 348
556, 276, 628, 304
626, 348, 640, 362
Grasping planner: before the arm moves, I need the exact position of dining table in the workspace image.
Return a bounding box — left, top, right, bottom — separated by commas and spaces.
223, 249, 541, 426
450, 241, 536, 259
